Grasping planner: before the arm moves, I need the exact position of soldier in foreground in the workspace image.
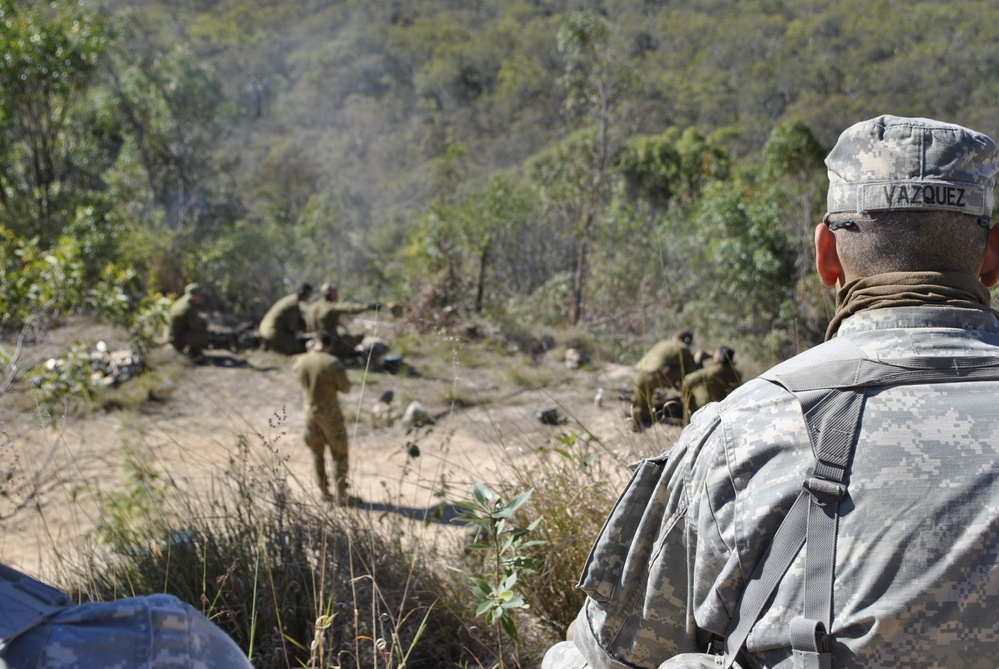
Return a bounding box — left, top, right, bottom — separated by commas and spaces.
544, 115, 999, 668
167, 282, 209, 358
259, 282, 312, 354
629, 329, 696, 426
305, 282, 381, 359
293, 331, 354, 505
682, 345, 741, 416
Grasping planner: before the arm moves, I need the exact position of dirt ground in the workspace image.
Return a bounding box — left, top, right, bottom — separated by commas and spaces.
0, 315, 684, 579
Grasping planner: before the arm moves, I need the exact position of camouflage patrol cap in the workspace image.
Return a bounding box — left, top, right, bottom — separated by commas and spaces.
825, 115, 999, 224
3, 593, 252, 668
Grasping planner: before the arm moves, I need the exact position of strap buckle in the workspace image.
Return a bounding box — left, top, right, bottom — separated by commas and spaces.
803, 474, 846, 506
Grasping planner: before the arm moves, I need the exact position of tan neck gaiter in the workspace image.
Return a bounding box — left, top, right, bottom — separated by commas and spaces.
825, 271, 993, 340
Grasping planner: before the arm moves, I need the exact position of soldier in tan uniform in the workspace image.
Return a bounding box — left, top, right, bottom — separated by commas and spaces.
304, 283, 381, 359
682, 345, 741, 416
168, 283, 210, 358
259, 282, 312, 354
630, 329, 697, 424
293, 331, 353, 504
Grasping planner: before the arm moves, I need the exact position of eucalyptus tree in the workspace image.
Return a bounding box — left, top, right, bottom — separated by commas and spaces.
761, 119, 832, 344
0, 0, 109, 243
101, 13, 228, 233
762, 119, 826, 277
553, 10, 632, 324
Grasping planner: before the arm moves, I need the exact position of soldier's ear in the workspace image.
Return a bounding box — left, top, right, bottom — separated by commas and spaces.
978, 224, 999, 288
814, 223, 846, 287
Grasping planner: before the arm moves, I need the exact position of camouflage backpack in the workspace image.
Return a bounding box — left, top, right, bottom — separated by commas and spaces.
712, 340, 999, 669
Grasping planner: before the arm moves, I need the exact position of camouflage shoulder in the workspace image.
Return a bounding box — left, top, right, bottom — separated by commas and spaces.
541, 640, 591, 669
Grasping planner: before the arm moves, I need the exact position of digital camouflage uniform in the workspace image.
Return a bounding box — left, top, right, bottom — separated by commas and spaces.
544, 116, 999, 669
681, 355, 740, 414
0, 564, 251, 668
546, 307, 999, 669
260, 293, 307, 354
293, 348, 351, 500
305, 299, 370, 358
630, 336, 696, 422
167, 285, 209, 356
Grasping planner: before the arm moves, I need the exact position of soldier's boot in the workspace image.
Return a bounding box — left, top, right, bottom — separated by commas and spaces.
627, 403, 648, 431
332, 476, 362, 507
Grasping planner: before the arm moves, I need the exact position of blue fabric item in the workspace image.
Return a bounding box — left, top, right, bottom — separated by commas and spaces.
3, 589, 251, 669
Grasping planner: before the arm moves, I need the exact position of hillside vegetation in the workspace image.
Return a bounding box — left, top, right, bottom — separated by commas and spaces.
6, 0, 999, 363
5, 1, 999, 666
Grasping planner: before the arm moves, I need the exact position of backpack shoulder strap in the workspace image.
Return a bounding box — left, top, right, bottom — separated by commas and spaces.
723, 343, 999, 669
0, 564, 70, 655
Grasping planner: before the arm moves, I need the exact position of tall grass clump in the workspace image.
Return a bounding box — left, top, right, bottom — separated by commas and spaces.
66, 434, 507, 668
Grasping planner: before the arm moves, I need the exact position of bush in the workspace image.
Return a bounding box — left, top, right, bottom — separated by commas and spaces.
497, 429, 622, 638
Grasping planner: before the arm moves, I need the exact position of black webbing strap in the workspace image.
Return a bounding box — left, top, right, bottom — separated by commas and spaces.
722, 353, 999, 669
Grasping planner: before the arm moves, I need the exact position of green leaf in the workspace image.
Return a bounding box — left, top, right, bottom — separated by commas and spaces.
472, 482, 495, 507
501, 596, 526, 610
452, 500, 486, 514
504, 489, 534, 514
459, 517, 492, 529
465, 542, 492, 551
499, 571, 518, 591
555, 430, 579, 446
500, 613, 519, 642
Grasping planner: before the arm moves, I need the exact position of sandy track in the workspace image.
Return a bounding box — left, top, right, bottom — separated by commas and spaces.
1, 320, 682, 578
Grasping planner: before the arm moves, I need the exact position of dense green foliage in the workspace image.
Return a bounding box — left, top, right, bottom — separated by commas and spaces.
5, 0, 999, 360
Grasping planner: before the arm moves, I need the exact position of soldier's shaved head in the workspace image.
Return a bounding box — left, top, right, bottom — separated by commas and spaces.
826, 210, 989, 278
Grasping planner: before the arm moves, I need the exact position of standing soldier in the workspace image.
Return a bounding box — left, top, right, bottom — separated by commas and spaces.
293, 331, 354, 505
259, 282, 312, 354
682, 345, 741, 416
629, 329, 696, 425
168, 283, 210, 358
305, 282, 381, 359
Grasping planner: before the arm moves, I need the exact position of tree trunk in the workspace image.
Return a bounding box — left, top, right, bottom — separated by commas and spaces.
570, 210, 593, 324
474, 242, 489, 313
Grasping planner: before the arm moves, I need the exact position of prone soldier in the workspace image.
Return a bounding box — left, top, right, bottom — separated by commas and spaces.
259, 282, 312, 355
304, 282, 381, 360
167, 283, 210, 358
629, 329, 696, 425
681, 345, 741, 416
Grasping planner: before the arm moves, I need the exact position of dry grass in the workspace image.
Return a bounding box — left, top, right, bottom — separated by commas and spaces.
66, 434, 508, 669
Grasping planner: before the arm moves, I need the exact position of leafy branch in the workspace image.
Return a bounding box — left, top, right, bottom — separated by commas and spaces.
457, 483, 544, 667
